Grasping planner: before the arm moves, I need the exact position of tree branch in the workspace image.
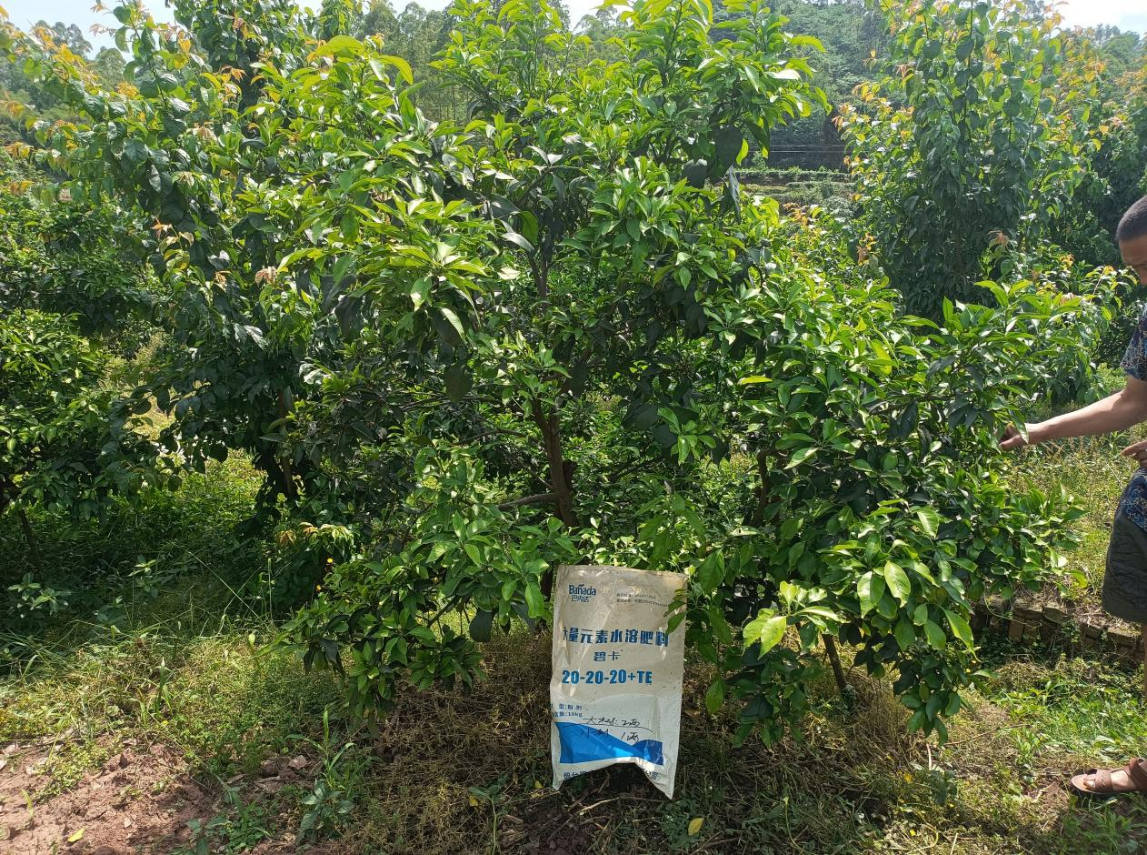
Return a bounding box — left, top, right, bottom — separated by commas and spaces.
497, 492, 558, 511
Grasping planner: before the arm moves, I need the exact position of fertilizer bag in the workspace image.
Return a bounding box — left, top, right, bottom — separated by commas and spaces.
550, 565, 686, 798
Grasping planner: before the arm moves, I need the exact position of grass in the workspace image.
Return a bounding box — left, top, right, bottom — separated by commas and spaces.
1007, 432, 1131, 603
8, 424, 1147, 852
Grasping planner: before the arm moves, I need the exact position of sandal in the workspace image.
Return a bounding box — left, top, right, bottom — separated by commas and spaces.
1070, 758, 1147, 796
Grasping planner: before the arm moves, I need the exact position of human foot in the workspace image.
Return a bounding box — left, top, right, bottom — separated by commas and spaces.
1070, 758, 1147, 795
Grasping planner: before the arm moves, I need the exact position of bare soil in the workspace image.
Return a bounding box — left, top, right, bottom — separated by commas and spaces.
0, 740, 334, 854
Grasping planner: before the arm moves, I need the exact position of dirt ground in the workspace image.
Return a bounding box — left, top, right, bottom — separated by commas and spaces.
0, 740, 331, 854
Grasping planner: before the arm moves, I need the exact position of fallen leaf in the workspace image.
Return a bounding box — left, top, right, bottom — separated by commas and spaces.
687, 817, 704, 836
67, 828, 85, 843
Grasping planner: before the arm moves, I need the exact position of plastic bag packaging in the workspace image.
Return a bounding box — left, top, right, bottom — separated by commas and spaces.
550, 565, 686, 798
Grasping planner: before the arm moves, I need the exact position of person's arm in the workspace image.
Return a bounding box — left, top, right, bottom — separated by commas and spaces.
1000, 376, 1147, 450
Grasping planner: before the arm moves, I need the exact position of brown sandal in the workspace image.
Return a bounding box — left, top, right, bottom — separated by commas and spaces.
1070, 758, 1147, 796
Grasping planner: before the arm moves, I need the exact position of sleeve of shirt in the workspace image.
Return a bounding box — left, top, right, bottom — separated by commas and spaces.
1122, 307, 1147, 381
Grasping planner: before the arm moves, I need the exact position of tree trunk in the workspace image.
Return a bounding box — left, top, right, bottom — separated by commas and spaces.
276, 389, 298, 502
0, 478, 40, 570
531, 400, 577, 529
752, 447, 773, 525
531, 399, 577, 603
16, 507, 42, 570
823, 634, 850, 704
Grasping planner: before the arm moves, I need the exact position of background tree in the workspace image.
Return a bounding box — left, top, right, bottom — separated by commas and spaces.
318, 0, 362, 39
765, 0, 886, 169
839, 0, 1099, 317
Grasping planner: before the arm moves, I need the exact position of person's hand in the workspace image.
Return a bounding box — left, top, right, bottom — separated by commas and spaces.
999, 424, 1032, 451
1122, 438, 1147, 469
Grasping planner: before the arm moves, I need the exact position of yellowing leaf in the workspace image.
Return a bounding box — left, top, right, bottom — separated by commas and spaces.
688, 817, 704, 836
67, 828, 85, 843
468, 794, 480, 807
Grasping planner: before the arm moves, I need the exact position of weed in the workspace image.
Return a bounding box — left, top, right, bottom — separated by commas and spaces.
467, 778, 509, 855
178, 798, 273, 855
294, 707, 363, 844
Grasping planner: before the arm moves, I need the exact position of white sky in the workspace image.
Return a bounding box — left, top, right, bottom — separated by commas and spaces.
2, 0, 1145, 51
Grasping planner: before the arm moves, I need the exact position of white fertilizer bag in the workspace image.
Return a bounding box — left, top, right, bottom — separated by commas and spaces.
550, 565, 686, 798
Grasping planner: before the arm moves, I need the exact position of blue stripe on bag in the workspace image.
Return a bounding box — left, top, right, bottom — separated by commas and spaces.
555, 721, 664, 765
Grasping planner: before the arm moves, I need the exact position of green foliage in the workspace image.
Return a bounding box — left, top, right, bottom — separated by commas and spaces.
765, 0, 887, 170
0, 454, 260, 633
294, 708, 364, 843
0, 159, 156, 348
318, 0, 361, 40
683, 217, 1104, 741
839, 0, 1099, 317
0, 310, 159, 530
288, 446, 577, 712
1, 0, 1114, 748
359, 1, 463, 121
1050, 30, 1146, 269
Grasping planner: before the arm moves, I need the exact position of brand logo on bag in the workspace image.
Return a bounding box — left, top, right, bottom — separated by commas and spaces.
568, 584, 597, 602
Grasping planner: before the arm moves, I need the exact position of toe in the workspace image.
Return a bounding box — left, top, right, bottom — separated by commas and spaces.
1070, 771, 1098, 794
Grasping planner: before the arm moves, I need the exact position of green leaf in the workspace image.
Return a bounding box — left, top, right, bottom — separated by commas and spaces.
318, 35, 364, 56
695, 551, 725, 592
714, 126, 744, 173
857, 571, 885, 616
445, 363, 472, 401
893, 617, 915, 651
883, 561, 911, 604
704, 679, 725, 715
944, 693, 962, 716
786, 447, 817, 469
469, 609, 494, 642
943, 608, 974, 649
524, 581, 545, 618
745, 612, 787, 654
438, 307, 465, 341
915, 507, 940, 538
924, 619, 946, 650
504, 231, 535, 253
913, 604, 929, 626
410, 277, 430, 310
370, 54, 414, 85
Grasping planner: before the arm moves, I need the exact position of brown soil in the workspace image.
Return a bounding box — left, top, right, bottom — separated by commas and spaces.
0, 741, 334, 854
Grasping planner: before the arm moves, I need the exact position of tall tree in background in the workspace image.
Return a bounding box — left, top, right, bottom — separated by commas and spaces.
764, 0, 885, 169
318, 0, 361, 39
360, 1, 461, 119
840, 0, 1098, 317
1050, 28, 1146, 269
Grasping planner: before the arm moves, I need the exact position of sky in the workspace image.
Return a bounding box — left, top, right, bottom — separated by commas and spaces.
2, 0, 1145, 52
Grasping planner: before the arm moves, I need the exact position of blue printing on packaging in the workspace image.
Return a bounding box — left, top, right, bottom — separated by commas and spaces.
555, 721, 665, 766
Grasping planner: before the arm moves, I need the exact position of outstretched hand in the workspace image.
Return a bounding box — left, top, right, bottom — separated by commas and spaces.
1122, 439, 1147, 470
999, 424, 1029, 452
